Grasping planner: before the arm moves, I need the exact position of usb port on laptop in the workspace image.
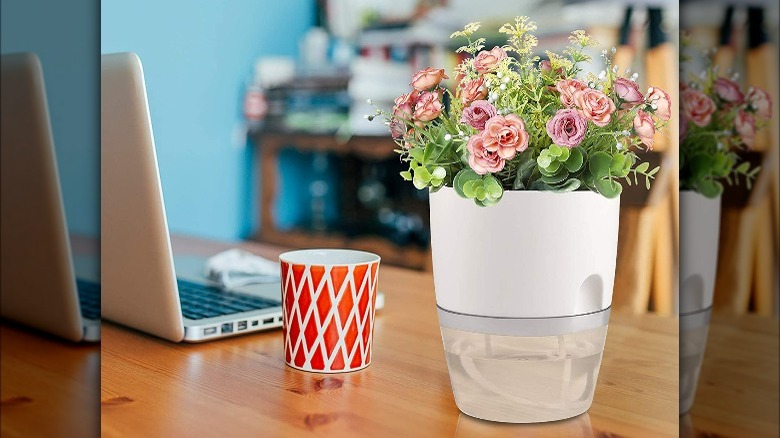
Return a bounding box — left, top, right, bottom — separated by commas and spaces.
203, 327, 217, 336
237, 321, 247, 331
263, 317, 274, 325
221, 323, 234, 334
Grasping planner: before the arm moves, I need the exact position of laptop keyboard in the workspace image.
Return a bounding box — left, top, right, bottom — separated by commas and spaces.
77, 279, 101, 320
177, 279, 280, 320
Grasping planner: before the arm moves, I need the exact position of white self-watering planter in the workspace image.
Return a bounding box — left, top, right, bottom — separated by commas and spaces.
679, 190, 721, 414
430, 187, 620, 423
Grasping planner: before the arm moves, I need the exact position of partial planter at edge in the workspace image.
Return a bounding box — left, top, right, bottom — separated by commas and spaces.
429, 187, 620, 423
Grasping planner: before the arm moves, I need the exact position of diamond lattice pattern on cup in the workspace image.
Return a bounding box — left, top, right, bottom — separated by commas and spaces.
282, 262, 378, 371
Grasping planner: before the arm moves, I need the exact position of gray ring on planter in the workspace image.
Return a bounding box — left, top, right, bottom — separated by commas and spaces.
679, 306, 712, 331
436, 305, 611, 337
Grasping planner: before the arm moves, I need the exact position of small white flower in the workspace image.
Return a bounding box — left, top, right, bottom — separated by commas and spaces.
615, 140, 623, 150
622, 130, 631, 136
596, 84, 604, 90
588, 82, 595, 88
499, 84, 507, 91
612, 65, 619, 73
458, 130, 464, 136
503, 76, 510, 84
366, 98, 373, 105
363, 114, 370, 120
463, 136, 470, 142
444, 134, 452, 141
650, 103, 657, 110
485, 79, 492, 87
625, 67, 631, 74
602, 49, 608, 55
717, 142, 725, 150
631, 73, 639, 80
732, 72, 740, 80
647, 86, 654, 94
497, 72, 503, 79
611, 46, 617, 54
598, 70, 607, 80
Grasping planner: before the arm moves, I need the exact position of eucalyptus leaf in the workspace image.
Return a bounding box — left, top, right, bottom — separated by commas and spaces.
595, 177, 622, 198
432, 166, 446, 180
564, 147, 584, 172
400, 171, 412, 181
589, 152, 612, 178
551, 178, 581, 193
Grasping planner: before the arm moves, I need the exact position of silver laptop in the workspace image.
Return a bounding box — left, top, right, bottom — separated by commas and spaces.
101, 52, 288, 342
0, 52, 100, 342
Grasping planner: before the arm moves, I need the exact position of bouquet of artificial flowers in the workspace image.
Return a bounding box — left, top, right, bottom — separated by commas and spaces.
376, 17, 670, 206
680, 50, 771, 197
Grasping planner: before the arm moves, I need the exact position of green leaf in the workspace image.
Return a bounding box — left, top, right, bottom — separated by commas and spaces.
551, 178, 581, 193
635, 161, 650, 174
413, 174, 428, 190
549, 144, 563, 158
400, 171, 412, 181
408, 148, 424, 163
537, 154, 552, 169
454, 169, 481, 198
475, 186, 487, 201
483, 175, 503, 198
564, 147, 584, 172
610, 154, 626, 173
734, 162, 751, 174
431, 166, 446, 180
416, 166, 431, 182
462, 179, 481, 198
541, 167, 569, 185
595, 177, 623, 198
589, 152, 612, 178
697, 179, 723, 198
557, 147, 570, 162
423, 143, 435, 163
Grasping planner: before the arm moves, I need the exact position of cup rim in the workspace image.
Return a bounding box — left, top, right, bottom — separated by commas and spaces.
279, 248, 381, 267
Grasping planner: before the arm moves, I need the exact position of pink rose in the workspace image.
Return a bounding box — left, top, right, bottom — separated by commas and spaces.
413, 91, 443, 122
633, 110, 656, 149
682, 88, 716, 127
539, 60, 564, 77
459, 76, 488, 106
482, 114, 529, 159
467, 132, 505, 175
646, 86, 672, 121
473, 47, 507, 74
555, 79, 588, 107
460, 100, 497, 131
735, 110, 755, 149
546, 109, 587, 148
747, 87, 772, 120
613, 78, 644, 106
393, 91, 418, 120
410, 67, 448, 91
714, 78, 744, 104
574, 88, 617, 127
389, 118, 407, 139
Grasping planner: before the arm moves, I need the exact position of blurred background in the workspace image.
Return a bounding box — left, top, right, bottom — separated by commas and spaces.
679, 1, 779, 436
101, 0, 681, 316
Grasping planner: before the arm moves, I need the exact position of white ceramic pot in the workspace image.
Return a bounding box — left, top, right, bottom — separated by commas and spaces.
429, 187, 620, 423
679, 190, 721, 414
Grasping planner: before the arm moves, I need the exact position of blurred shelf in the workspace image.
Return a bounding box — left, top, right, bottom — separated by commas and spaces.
252, 131, 431, 271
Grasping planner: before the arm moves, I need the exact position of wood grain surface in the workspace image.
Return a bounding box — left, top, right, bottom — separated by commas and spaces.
685, 314, 780, 437
99, 235, 679, 437
0, 323, 100, 437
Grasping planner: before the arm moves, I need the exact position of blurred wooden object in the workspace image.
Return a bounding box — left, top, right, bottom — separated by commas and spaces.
612, 8, 677, 315
713, 7, 778, 315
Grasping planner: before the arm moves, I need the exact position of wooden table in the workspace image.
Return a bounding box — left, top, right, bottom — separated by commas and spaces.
0, 323, 100, 437
99, 235, 679, 437
685, 314, 780, 437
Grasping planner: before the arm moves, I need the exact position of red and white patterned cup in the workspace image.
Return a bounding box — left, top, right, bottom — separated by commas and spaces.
279, 249, 380, 373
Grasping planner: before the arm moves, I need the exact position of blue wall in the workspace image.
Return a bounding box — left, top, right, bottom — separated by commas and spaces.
1, 0, 100, 237
101, 1, 314, 241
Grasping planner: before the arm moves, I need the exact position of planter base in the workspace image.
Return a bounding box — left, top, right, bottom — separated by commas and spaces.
440, 325, 608, 423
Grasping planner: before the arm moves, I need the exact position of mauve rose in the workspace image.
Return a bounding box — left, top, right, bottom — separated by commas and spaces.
735, 110, 755, 149
682, 88, 716, 127
473, 46, 507, 74
555, 79, 588, 107
413, 91, 443, 122
483, 114, 529, 159
467, 132, 505, 174
646, 86, 672, 121
574, 88, 617, 127
459, 76, 488, 106
633, 110, 656, 149
460, 100, 497, 130
546, 109, 587, 148
410, 67, 448, 91
714, 78, 744, 104
389, 118, 406, 139
393, 91, 418, 119
613, 78, 644, 106
747, 87, 772, 120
